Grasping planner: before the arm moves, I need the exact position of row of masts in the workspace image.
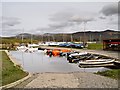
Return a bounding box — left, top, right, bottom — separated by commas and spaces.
21, 29, 33, 43
21, 22, 87, 43
21, 32, 102, 43
21, 22, 102, 43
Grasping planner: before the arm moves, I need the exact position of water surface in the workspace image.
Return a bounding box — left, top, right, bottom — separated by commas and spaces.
10, 51, 109, 73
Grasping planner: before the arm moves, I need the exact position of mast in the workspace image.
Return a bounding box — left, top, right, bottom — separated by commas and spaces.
31, 34, 33, 44
80, 36, 81, 42
52, 35, 55, 42
62, 33, 64, 42
71, 34, 73, 42
83, 22, 87, 47
22, 28, 24, 43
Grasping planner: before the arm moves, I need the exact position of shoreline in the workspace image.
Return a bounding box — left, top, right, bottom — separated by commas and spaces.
1, 50, 31, 89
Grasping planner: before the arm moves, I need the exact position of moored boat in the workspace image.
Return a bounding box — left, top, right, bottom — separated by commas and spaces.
16, 46, 28, 52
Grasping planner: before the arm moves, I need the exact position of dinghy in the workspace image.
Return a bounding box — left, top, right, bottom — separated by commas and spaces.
79, 59, 115, 68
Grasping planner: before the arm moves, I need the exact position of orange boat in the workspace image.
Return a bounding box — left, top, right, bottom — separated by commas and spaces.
52, 49, 60, 56
60, 49, 71, 53
48, 49, 71, 57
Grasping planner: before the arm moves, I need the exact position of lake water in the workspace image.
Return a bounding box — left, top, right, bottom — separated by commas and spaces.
10, 51, 109, 73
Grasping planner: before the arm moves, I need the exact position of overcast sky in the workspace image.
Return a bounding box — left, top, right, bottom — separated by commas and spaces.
0, 0, 119, 36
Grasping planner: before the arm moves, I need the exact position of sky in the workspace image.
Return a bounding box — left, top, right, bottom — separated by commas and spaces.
0, 0, 119, 36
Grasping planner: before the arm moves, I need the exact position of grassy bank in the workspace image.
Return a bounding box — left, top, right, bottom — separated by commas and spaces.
95, 69, 120, 79
1, 51, 28, 86
0, 51, 2, 86
87, 43, 103, 50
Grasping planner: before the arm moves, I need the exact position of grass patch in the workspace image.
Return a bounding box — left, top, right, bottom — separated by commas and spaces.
1, 51, 28, 86
87, 43, 103, 50
0, 51, 2, 86
95, 69, 120, 79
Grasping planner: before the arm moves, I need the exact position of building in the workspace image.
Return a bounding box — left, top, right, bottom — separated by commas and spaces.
103, 39, 120, 51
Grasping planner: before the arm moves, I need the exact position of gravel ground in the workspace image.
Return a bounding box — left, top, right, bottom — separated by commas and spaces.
25, 72, 118, 88
25, 73, 79, 88
73, 72, 118, 88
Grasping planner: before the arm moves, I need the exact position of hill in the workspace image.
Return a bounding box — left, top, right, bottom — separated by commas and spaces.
7, 30, 120, 42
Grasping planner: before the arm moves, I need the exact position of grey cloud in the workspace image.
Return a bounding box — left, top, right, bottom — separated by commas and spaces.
100, 3, 119, 16
2, 28, 22, 36
48, 10, 96, 33
49, 11, 73, 22
50, 10, 95, 23
108, 15, 119, 25
0, 17, 21, 36
69, 14, 95, 23
99, 16, 106, 19
49, 23, 67, 29
1, 17, 20, 27
49, 22, 74, 29
36, 22, 80, 34
35, 10, 96, 34
35, 21, 75, 34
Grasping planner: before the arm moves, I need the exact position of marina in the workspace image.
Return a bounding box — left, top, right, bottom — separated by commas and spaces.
1, 2, 120, 88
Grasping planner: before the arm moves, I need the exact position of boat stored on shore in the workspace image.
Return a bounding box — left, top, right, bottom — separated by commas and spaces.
79, 59, 115, 68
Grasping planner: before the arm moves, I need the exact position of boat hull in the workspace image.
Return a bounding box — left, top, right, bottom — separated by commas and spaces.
79, 59, 115, 68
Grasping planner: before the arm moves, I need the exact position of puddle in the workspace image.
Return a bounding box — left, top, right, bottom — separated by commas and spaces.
9, 51, 110, 73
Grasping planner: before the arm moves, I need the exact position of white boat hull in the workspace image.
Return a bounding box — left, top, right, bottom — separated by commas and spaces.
24, 48, 38, 53
16, 46, 28, 52
79, 59, 115, 68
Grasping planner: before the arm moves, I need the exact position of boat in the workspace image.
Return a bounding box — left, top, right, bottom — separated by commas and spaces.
24, 47, 38, 53
52, 49, 61, 56
67, 52, 89, 63
16, 46, 28, 52
46, 49, 71, 57
79, 59, 115, 68
67, 52, 113, 63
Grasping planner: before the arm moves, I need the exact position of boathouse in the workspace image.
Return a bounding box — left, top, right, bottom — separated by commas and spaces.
103, 39, 120, 51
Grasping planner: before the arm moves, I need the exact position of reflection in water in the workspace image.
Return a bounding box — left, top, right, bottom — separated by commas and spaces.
10, 51, 109, 73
